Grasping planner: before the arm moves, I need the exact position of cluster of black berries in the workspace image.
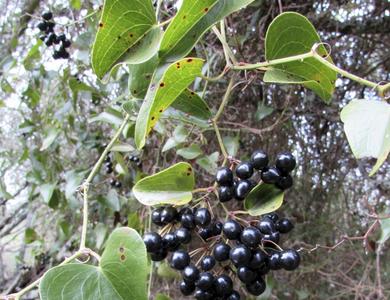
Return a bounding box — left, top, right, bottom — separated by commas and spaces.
129, 154, 141, 167
143, 206, 300, 299
217, 151, 296, 203
104, 154, 121, 188
37, 11, 71, 60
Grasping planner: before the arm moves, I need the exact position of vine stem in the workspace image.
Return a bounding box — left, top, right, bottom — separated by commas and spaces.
80, 114, 130, 250
0, 249, 99, 300
230, 43, 390, 98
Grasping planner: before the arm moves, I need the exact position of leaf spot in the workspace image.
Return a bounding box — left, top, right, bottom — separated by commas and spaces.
187, 59, 193, 63
119, 246, 125, 253
187, 167, 192, 172
159, 82, 165, 88
120, 254, 126, 261
204, 7, 209, 12
151, 116, 155, 121
98, 23, 104, 28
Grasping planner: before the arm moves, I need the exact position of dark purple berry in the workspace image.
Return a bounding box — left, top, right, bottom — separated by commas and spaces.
257, 218, 276, 234
213, 243, 231, 261
249, 249, 267, 269
218, 186, 233, 202
215, 274, 233, 296
151, 207, 164, 226
182, 265, 200, 282
276, 218, 294, 233
235, 162, 254, 179
180, 280, 195, 296
200, 255, 216, 271
251, 150, 269, 170
170, 250, 190, 270
175, 227, 191, 244
275, 152, 296, 173
276, 175, 293, 190
160, 206, 177, 224
42, 12, 53, 20
268, 252, 282, 270
227, 291, 241, 300
162, 233, 179, 251
223, 220, 242, 240
234, 180, 252, 200
261, 166, 281, 184
237, 266, 257, 283
194, 208, 211, 227
180, 213, 195, 229
143, 232, 162, 252
216, 167, 234, 186
240, 226, 262, 248
150, 248, 168, 261
196, 272, 214, 291
229, 245, 251, 267
246, 278, 266, 296
280, 249, 300, 270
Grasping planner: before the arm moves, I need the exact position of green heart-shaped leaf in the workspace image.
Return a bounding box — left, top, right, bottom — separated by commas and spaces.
91, 0, 157, 79
133, 162, 195, 206
264, 12, 337, 103
134, 58, 204, 149
340, 99, 390, 176
39, 227, 148, 300
172, 89, 212, 120
244, 184, 284, 216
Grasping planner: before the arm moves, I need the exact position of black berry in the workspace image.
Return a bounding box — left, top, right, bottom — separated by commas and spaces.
182, 265, 200, 282
160, 206, 177, 224
213, 243, 231, 261
200, 255, 216, 271
175, 227, 191, 244
223, 220, 242, 240
275, 152, 296, 173
227, 291, 241, 300
42, 12, 53, 20
235, 162, 254, 179
218, 186, 234, 202
151, 207, 164, 226
170, 250, 190, 270
246, 278, 266, 296
234, 180, 252, 200
257, 218, 276, 234
180, 280, 195, 296
240, 226, 262, 248
268, 252, 282, 270
237, 266, 257, 283
162, 233, 179, 251
249, 249, 267, 269
38, 22, 47, 31
216, 167, 233, 186
276, 218, 294, 233
229, 245, 251, 267
215, 274, 233, 296
143, 232, 162, 252
150, 248, 168, 261
194, 208, 211, 227
276, 175, 293, 190
251, 150, 269, 170
261, 166, 281, 184
196, 272, 214, 290
180, 213, 195, 229
280, 249, 300, 270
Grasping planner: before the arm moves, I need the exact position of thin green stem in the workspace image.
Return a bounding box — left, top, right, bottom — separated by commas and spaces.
214, 76, 235, 122
80, 114, 130, 250
212, 121, 228, 160
231, 51, 313, 70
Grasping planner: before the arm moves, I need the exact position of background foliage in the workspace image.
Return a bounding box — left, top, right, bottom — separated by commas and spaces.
0, 0, 389, 299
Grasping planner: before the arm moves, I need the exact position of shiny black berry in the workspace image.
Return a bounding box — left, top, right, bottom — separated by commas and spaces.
276, 218, 294, 233
215, 274, 233, 296
160, 206, 177, 224
151, 207, 164, 226
227, 291, 241, 300
210, 221, 223, 236
196, 272, 214, 290
180, 280, 195, 296
262, 231, 280, 245
200, 255, 216, 271
194, 289, 213, 300
175, 227, 191, 244
280, 249, 300, 270
180, 213, 195, 229
218, 186, 234, 202
57, 34, 67, 42
246, 278, 266, 296
162, 233, 179, 251
235, 162, 254, 179
251, 150, 269, 170
275, 152, 296, 173
216, 167, 234, 186
170, 250, 190, 270
261, 167, 281, 184
257, 218, 276, 234
276, 175, 293, 190
45, 33, 56, 46
62, 39, 71, 48
237, 266, 257, 283
143, 232, 162, 252
182, 265, 200, 282
268, 252, 282, 270
240, 226, 262, 248
198, 227, 212, 241
264, 213, 279, 222
223, 220, 242, 240
114, 180, 122, 188
249, 249, 267, 269
213, 243, 231, 261
194, 208, 211, 227
42, 12, 53, 20
229, 245, 251, 267
234, 180, 252, 200
150, 248, 168, 261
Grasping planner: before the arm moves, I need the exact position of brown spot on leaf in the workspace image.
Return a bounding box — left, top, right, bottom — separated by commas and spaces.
190, 91, 195, 95
159, 109, 163, 113
160, 82, 165, 88
186, 172, 191, 176
120, 254, 126, 261
187, 59, 193, 63
133, 90, 137, 94
151, 116, 155, 121
129, 33, 134, 38
187, 167, 192, 172
204, 7, 209, 12
99, 23, 104, 28
119, 247, 125, 253
183, 15, 187, 19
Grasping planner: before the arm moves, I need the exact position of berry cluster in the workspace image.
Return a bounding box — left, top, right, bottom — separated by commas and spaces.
37, 11, 71, 60
143, 206, 300, 299
104, 153, 122, 188
217, 151, 296, 203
